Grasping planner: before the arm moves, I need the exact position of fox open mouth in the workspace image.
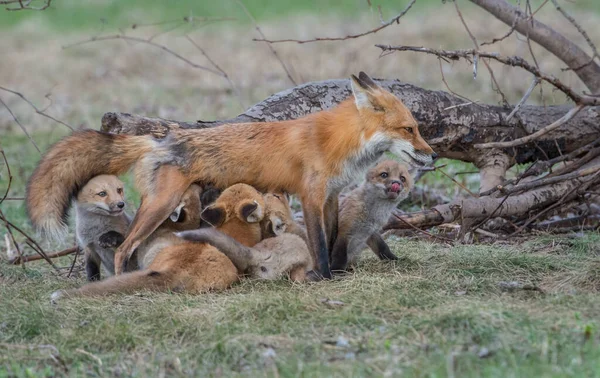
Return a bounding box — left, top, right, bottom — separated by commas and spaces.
386, 182, 402, 198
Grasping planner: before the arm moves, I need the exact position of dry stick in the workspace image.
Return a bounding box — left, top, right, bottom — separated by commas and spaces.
510, 171, 600, 235
454, 0, 508, 105
3, 0, 51, 11
433, 165, 479, 198
545, 147, 600, 179
506, 76, 539, 121
67, 245, 79, 277
0, 86, 73, 131
504, 164, 600, 195
437, 58, 476, 104
2, 197, 24, 201
480, 137, 600, 197
254, 0, 416, 44
453, 0, 480, 79
9, 246, 77, 265
237, 0, 296, 86
0, 97, 41, 154
392, 213, 455, 244
63, 35, 223, 77
0, 149, 12, 203
373, 45, 600, 106
474, 104, 584, 149
550, 0, 598, 71
184, 35, 245, 110
0, 212, 60, 271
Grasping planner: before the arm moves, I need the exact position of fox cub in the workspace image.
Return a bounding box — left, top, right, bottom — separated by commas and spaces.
179, 192, 314, 282
330, 160, 413, 272
51, 183, 264, 300
74, 175, 132, 281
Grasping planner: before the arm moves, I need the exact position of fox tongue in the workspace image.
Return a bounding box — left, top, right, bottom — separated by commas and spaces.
391, 183, 401, 193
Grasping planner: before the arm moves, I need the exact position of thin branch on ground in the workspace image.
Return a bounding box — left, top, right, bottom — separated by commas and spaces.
253, 0, 416, 45
374, 45, 600, 105
392, 213, 455, 244
236, 0, 296, 85
0, 97, 41, 154
9, 247, 78, 265
0, 86, 73, 131
474, 104, 584, 149
0, 211, 60, 272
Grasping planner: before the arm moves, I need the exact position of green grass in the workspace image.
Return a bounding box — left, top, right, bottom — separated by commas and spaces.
2, 0, 598, 31
2, 236, 600, 376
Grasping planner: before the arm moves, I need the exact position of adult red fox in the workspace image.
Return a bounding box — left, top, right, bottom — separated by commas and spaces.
26, 72, 435, 279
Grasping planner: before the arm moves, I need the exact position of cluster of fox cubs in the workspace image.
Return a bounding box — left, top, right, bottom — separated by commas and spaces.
52, 157, 412, 300
26, 71, 433, 298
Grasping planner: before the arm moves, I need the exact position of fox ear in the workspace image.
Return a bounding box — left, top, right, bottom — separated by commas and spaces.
201, 204, 226, 227
358, 72, 380, 90
268, 216, 287, 236
237, 200, 264, 223
350, 73, 381, 111
169, 202, 185, 222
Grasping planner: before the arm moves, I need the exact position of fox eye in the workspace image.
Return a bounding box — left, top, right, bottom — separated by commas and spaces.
97, 191, 107, 197
117, 188, 123, 195
400, 176, 406, 183
405, 127, 414, 134
380, 172, 388, 178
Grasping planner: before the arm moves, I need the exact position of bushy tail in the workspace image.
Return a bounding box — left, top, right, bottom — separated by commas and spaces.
176, 229, 253, 272
51, 269, 174, 301
26, 130, 155, 240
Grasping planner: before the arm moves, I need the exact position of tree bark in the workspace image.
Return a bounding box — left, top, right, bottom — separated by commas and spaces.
470, 0, 600, 93
102, 79, 600, 166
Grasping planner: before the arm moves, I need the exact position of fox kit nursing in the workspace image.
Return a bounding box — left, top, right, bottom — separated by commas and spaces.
180, 192, 314, 282
27, 72, 435, 279
74, 175, 132, 281
51, 184, 263, 300
330, 160, 413, 272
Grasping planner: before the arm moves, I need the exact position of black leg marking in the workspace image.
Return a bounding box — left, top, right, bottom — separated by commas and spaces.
86, 259, 101, 282
367, 233, 398, 261
330, 237, 349, 272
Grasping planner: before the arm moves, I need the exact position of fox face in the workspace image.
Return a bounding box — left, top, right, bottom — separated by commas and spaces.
365, 160, 413, 201
351, 72, 436, 167
76, 175, 126, 216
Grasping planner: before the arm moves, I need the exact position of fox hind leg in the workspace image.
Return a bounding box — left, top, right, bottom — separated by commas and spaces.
114, 165, 193, 274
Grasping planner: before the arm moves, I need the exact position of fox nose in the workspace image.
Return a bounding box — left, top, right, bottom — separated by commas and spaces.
117, 202, 125, 209
431, 152, 438, 160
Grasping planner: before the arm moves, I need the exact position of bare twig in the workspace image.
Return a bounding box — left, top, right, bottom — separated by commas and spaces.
505, 76, 540, 121
9, 246, 78, 265
0, 86, 73, 131
437, 58, 476, 104
0, 149, 12, 204
236, 0, 296, 85
253, 0, 416, 45
2, 0, 51, 11
374, 45, 600, 105
475, 104, 584, 149
0, 97, 41, 153
63, 35, 224, 77
550, 0, 598, 72
392, 212, 455, 244
184, 35, 245, 110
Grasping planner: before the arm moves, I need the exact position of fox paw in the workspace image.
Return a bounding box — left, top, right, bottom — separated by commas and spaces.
98, 231, 125, 249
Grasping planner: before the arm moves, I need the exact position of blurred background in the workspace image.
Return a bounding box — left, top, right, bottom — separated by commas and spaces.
1, 0, 600, 238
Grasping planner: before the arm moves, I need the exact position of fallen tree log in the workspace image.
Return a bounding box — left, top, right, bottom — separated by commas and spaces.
102, 79, 600, 167
384, 166, 600, 231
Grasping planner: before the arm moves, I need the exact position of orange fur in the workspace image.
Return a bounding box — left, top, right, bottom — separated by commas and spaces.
51, 184, 264, 300
27, 72, 435, 279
